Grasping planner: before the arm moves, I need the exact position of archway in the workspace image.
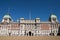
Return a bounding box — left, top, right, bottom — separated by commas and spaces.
27, 31, 33, 36
57, 26, 60, 36
29, 31, 31, 36
9, 33, 11, 36
49, 33, 54, 36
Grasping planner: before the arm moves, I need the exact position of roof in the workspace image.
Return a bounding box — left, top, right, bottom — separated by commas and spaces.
3, 14, 11, 19
36, 18, 40, 19
50, 14, 57, 18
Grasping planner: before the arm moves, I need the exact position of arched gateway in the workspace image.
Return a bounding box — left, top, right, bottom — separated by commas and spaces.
27, 31, 33, 36
57, 26, 60, 36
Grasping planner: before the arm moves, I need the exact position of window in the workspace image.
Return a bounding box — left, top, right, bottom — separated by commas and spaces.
53, 18, 56, 21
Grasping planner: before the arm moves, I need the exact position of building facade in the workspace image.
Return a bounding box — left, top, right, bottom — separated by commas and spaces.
0, 14, 60, 36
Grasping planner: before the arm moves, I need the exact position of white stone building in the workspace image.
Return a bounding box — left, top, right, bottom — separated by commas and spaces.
0, 13, 60, 36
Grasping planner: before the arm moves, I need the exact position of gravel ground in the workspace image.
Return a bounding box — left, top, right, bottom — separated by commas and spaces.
0, 36, 60, 40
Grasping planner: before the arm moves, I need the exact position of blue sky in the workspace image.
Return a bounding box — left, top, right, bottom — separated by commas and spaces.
0, 0, 60, 21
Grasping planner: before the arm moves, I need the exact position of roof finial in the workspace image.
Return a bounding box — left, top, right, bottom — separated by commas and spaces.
29, 11, 31, 20
8, 8, 10, 13
6, 8, 10, 15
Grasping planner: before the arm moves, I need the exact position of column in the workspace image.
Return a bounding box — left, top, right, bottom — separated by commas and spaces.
23, 24, 25, 36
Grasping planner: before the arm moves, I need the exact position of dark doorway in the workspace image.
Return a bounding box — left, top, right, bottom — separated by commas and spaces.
27, 31, 34, 36
29, 31, 31, 36
32, 33, 33, 36
49, 33, 54, 36
27, 33, 28, 36
9, 33, 11, 36
57, 26, 60, 36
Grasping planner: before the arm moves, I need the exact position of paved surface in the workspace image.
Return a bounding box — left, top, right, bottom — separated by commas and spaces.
0, 36, 60, 40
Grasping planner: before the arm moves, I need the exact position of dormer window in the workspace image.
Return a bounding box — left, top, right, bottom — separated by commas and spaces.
53, 18, 56, 21
5, 19, 7, 20
49, 14, 58, 22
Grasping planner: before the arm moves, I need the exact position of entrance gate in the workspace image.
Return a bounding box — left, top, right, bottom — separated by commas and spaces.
27, 31, 33, 36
